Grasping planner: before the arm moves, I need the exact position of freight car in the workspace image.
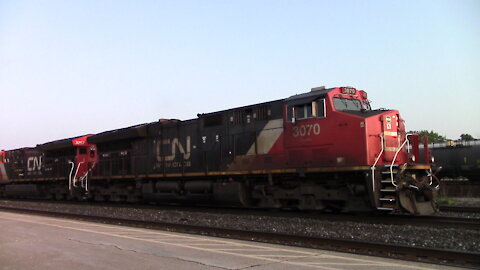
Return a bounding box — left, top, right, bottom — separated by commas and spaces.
429, 141, 480, 181
0, 86, 439, 215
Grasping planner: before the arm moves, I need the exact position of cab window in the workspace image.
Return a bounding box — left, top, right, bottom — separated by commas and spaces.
288, 99, 325, 122
333, 97, 363, 111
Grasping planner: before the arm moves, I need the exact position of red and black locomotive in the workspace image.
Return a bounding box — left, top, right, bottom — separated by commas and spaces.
0, 86, 439, 215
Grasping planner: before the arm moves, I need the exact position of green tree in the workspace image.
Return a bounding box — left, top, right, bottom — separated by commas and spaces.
408, 130, 447, 143
460, 133, 474, 141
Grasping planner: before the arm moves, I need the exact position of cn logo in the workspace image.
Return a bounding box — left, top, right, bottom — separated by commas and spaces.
156, 136, 191, 162
27, 156, 43, 172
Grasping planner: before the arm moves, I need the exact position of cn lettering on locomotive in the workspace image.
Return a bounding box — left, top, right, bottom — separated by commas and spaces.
156, 137, 191, 162
27, 156, 43, 172
0, 86, 440, 215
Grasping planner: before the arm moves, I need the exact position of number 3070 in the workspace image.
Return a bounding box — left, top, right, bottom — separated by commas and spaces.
292, 124, 320, 137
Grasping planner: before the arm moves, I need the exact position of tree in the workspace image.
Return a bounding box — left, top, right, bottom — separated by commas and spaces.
408, 130, 447, 143
460, 134, 475, 141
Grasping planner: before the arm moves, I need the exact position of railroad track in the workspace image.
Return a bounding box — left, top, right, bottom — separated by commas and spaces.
2, 199, 479, 230
0, 200, 479, 268
386, 214, 480, 230
439, 205, 480, 213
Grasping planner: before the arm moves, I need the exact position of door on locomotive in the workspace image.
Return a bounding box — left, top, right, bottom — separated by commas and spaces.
70, 136, 97, 192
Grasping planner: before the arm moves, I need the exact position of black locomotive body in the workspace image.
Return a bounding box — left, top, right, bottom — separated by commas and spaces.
87, 99, 284, 205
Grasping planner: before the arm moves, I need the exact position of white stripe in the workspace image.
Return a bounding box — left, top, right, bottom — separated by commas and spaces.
0, 164, 8, 182
246, 119, 283, 155
383, 131, 398, 137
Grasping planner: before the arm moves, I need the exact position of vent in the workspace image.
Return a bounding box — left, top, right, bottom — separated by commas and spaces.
254, 106, 269, 121
233, 110, 245, 125
311, 86, 326, 92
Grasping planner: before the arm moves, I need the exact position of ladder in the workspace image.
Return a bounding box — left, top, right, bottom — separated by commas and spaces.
376, 165, 398, 211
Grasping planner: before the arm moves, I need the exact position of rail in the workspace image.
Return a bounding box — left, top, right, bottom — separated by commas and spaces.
439, 205, 480, 213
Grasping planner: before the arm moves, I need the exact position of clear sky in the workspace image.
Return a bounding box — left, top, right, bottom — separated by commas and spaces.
1, 0, 479, 150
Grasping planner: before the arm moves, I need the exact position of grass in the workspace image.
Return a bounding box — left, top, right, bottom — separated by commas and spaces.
436, 197, 457, 206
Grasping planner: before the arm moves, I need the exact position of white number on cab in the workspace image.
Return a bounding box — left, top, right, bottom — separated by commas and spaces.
292, 123, 320, 137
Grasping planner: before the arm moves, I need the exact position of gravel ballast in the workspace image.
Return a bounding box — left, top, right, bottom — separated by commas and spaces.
1, 200, 478, 253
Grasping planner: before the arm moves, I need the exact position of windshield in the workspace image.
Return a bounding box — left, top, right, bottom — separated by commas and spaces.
333, 97, 364, 111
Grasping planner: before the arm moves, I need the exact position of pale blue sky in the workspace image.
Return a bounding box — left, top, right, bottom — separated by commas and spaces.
1, 0, 479, 150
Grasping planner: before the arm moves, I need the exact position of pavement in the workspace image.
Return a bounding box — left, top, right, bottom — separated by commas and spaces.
0, 211, 466, 270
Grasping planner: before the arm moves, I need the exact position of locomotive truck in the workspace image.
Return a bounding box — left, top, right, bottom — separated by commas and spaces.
0, 86, 439, 215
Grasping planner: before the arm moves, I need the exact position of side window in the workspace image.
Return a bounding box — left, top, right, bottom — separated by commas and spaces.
294, 105, 305, 119
288, 99, 326, 122
315, 99, 326, 118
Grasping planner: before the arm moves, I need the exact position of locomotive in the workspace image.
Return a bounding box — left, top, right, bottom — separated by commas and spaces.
0, 86, 439, 215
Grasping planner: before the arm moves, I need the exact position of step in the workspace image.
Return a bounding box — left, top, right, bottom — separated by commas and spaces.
385, 164, 399, 167
382, 171, 398, 174
381, 180, 394, 183
379, 198, 396, 202
381, 203, 397, 208
380, 189, 396, 192
377, 207, 394, 211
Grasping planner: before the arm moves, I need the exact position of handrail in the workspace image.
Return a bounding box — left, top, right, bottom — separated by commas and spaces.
390, 134, 412, 187
81, 161, 96, 192
72, 161, 84, 188
370, 134, 384, 192
68, 161, 75, 191
80, 173, 88, 192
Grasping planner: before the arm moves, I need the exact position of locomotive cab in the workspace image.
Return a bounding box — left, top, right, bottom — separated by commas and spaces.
284, 86, 378, 167
37, 135, 98, 197
70, 135, 98, 194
